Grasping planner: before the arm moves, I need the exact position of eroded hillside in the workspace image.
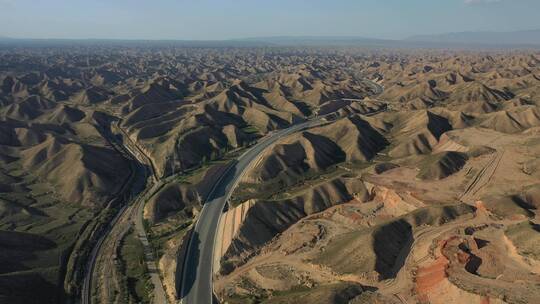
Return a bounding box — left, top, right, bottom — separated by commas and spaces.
213, 51, 540, 304
0, 46, 539, 304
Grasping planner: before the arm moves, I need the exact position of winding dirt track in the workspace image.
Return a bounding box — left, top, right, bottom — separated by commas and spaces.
460, 149, 504, 203
382, 146, 505, 302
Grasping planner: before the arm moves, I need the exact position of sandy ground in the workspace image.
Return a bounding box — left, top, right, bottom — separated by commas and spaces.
214, 121, 540, 303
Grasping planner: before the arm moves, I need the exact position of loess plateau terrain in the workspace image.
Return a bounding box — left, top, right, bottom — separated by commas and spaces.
0, 44, 539, 304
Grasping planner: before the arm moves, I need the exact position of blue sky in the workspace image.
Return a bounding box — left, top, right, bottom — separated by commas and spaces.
1, 0, 539, 40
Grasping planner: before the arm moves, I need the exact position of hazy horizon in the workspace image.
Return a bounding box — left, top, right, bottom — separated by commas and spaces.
1, 2, 540, 303
1, 0, 540, 40
2, 30, 540, 42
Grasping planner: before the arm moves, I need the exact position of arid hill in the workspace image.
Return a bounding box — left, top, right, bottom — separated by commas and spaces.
215, 50, 540, 304
1, 46, 539, 304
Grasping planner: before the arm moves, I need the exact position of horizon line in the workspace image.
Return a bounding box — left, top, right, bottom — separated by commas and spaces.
1, 28, 540, 42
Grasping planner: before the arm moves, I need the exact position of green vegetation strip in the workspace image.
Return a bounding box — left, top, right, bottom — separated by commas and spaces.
119, 228, 153, 304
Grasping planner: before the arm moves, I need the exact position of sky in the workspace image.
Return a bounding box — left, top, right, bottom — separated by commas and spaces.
1, 0, 539, 40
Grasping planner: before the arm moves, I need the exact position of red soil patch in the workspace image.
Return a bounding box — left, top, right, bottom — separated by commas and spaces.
509, 214, 528, 220
416, 257, 449, 290
347, 211, 363, 222
457, 251, 471, 264
348, 198, 363, 204
415, 239, 452, 302
475, 200, 487, 214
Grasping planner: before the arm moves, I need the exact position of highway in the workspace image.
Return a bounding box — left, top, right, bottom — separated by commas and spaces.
180, 79, 384, 304
81, 79, 383, 304
362, 78, 384, 95
179, 118, 323, 304
115, 121, 169, 304
82, 121, 168, 304
81, 201, 129, 304
81, 123, 143, 304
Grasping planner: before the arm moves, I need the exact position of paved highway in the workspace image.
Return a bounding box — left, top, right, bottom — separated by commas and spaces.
81, 123, 142, 304
116, 122, 169, 304
363, 78, 384, 95
180, 79, 384, 304
82, 121, 168, 304
82, 201, 129, 304
81, 79, 383, 304
180, 119, 323, 303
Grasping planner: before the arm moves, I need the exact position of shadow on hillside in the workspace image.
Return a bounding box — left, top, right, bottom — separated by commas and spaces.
205, 160, 239, 202
373, 219, 413, 280
177, 231, 200, 299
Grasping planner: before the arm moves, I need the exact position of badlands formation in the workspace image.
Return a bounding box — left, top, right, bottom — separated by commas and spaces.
0, 45, 539, 304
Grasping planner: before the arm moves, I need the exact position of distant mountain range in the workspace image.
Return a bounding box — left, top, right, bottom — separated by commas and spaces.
236, 36, 391, 46
406, 30, 540, 46
1, 30, 539, 48
242, 30, 540, 47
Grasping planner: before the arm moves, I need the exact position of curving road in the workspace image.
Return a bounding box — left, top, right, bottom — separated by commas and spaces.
180, 79, 384, 304
179, 118, 324, 303
115, 122, 169, 304
81, 123, 144, 304
82, 121, 168, 304
81, 80, 383, 304
362, 79, 384, 95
